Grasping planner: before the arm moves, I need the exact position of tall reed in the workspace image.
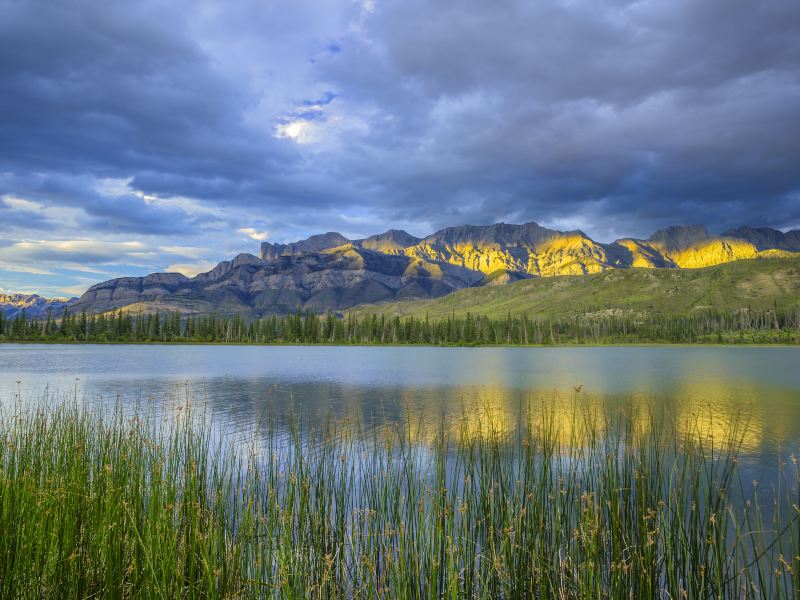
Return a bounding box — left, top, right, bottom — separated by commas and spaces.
0, 399, 797, 598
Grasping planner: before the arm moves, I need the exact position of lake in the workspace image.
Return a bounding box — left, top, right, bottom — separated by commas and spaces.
1, 344, 799, 469
2, 343, 799, 595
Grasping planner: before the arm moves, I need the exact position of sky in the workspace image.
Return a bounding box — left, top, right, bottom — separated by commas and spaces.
1, 0, 799, 297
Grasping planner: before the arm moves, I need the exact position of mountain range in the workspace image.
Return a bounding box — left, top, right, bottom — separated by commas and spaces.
0, 294, 74, 319
31, 223, 800, 317
261, 223, 800, 275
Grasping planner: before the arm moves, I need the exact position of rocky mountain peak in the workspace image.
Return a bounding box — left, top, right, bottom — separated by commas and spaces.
359, 229, 421, 252
260, 232, 350, 260
422, 221, 566, 247
0, 293, 75, 319
722, 226, 800, 252
198, 253, 263, 282
648, 225, 710, 250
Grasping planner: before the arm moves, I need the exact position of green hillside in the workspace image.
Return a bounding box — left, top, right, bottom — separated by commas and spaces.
353, 257, 800, 319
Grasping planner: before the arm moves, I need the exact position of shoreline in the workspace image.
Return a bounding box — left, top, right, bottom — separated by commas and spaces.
1, 340, 798, 348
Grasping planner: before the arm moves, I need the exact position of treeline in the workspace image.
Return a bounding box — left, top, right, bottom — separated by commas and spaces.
1, 305, 799, 345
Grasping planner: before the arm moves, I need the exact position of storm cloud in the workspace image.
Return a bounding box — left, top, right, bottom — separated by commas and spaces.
1, 0, 799, 294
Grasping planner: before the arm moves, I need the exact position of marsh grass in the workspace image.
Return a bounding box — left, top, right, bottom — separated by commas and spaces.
0, 398, 797, 598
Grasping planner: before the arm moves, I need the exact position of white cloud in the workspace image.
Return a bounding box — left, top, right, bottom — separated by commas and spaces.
0, 240, 150, 277
93, 177, 135, 197
236, 227, 269, 241
2, 196, 42, 212
1, 193, 84, 229
60, 264, 110, 274
0, 261, 54, 275
58, 281, 96, 297
159, 245, 209, 258
12, 239, 144, 257
165, 261, 217, 277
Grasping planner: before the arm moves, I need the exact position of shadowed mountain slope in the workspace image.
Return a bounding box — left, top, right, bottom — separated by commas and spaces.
722, 226, 800, 252
70, 248, 482, 317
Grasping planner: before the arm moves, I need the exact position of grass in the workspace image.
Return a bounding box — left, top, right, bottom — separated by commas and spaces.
0, 398, 798, 598
353, 257, 800, 320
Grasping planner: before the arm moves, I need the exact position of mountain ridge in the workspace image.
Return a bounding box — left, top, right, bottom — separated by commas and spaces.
15, 222, 799, 318
0, 293, 75, 319
69, 246, 483, 317
261, 222, 798, 275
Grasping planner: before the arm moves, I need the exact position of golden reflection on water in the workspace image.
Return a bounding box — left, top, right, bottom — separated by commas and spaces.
4, 347, 798, 465
372, 379, 797, 456
670, 380, 761, 453
145, 368, 799, 459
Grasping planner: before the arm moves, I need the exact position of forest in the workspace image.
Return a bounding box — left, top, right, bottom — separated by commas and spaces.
1, 305, 798, 345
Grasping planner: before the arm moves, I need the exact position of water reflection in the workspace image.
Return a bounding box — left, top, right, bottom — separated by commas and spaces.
1, 345, 798, 466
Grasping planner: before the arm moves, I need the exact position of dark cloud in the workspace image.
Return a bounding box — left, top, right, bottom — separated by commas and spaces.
316, 0, 800, 238
0, 0, 798, 251
0, 172, 207, 235
0, 197, 52, 230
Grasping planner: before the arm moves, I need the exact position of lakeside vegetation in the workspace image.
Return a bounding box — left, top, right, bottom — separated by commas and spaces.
0, 399, 797, 597
1, 305, 798, 345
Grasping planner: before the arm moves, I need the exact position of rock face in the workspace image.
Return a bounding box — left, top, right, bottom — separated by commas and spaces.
405, 223, 613, 276
260, 223, 630, 277
263, 222, 800, 278
70, 273, 191, 315
647, 225, 711, 250
616, 225, 792, 269
260, 229, 421, 259
70, 248, 482, 317
70, 222, 800, 316
0, 294, 75, 319
359, 229, 422, 252
721, 226, 800, 252
260, 232, 351, 260
628, 225, 758, 268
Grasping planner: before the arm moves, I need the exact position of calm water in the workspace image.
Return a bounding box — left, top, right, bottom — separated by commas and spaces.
1, 344, 799, 466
